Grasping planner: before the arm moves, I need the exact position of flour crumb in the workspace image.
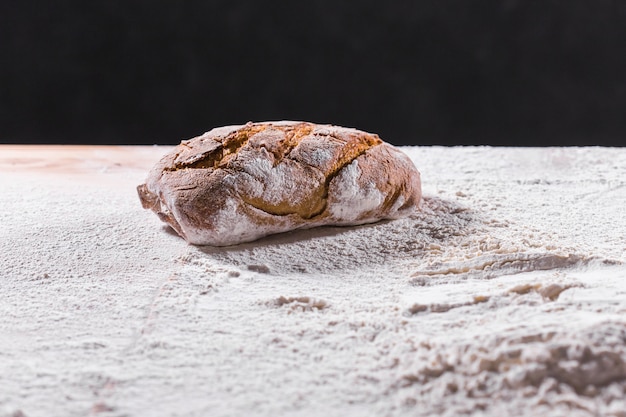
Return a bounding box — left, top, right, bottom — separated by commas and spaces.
247, 264, 270, 274
272, 296, 328, 312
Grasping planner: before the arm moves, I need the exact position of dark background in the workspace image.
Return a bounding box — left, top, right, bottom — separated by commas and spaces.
2, 0, 625, 146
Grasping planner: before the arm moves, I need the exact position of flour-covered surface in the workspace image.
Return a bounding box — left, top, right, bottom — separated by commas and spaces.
1, 145, 625, 417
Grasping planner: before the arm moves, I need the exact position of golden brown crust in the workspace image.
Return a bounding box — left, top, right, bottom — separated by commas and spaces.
137, 121, 421, 246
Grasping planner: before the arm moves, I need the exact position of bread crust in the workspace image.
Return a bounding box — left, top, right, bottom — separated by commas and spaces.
137, 121, 421, 246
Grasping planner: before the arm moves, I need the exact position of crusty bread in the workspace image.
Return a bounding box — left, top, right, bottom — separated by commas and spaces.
137, 121, 421, 246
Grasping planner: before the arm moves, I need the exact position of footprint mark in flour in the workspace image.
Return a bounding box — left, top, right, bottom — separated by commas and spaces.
405, 282, 581, 316
408, 253, 592, 286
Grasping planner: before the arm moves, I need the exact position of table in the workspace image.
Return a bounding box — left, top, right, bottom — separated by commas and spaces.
1, 145, 625, 417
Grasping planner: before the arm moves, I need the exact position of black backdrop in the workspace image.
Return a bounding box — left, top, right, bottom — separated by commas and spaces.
2, 0, 626, 146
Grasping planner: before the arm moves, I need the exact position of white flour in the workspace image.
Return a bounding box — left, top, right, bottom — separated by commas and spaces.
0, 145, 625, 417
328, 160, 384, 222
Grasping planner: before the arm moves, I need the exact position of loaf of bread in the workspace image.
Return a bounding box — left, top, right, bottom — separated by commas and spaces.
137, 121, 421, 246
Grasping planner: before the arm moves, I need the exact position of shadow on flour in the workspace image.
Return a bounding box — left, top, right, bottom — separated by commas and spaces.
193, 196, 608, 278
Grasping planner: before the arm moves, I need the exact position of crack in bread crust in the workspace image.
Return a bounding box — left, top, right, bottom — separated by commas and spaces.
309, 133, 382, 218
239, 131, 383, 219
262, 123, 314, 166
165, 123, 267, 171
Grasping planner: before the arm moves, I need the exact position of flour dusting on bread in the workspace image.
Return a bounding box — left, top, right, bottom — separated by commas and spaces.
328, 160, 385, 222
137, 121, 422, 246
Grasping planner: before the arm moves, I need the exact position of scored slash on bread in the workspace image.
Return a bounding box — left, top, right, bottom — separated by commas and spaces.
137, 121, 422, 246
